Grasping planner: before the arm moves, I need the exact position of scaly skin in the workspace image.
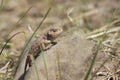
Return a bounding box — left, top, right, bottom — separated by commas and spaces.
14, 27, 63, 80
27, 27, 63, 67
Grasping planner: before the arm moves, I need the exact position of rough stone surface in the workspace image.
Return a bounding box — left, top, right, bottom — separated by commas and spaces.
24, 32, 96, 80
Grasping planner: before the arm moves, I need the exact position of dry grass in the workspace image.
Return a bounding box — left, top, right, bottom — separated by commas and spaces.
0, 0, 120, 80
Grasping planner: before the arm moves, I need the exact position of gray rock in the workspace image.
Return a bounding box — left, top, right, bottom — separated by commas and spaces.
24, 32, 95, 80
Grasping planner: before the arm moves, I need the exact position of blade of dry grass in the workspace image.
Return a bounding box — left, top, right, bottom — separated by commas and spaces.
87, 27, 120, 39
84, 7, 119, 80
87, 19, 120, 38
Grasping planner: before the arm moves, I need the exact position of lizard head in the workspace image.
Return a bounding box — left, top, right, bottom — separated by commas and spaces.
47, 27, 63, 38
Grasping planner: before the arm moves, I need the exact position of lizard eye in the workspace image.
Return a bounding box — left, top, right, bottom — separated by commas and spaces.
53, 30, 57, 32
50, 29, 57, 32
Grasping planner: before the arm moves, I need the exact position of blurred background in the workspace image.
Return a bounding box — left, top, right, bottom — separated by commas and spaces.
0, 0, 120, 47
0, 0, 120, 79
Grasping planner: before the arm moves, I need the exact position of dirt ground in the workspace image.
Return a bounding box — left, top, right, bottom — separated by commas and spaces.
0, 0, 120, 80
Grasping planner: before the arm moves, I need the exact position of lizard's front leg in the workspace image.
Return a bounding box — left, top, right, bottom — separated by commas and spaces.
25, 39, 51, 68
26, 35, 58, 68
41, 39, 52, 50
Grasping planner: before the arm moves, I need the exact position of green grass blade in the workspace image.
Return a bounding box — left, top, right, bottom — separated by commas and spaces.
37, 50, 48, 80
33, 58, 41, 80
13, 7, 51, 79
5, 6, 32, 39
15, 6, 32, 27
90, 56, 111, 80
33, 7, 52, 80
0, 0, 3, 11
0, 31, 24, 80
40, 48, 49, 80
83, 8, 118, 80
56, 52, 61, 80
0, 31, 24, 55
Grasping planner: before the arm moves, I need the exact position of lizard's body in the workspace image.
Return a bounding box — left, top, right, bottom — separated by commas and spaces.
14, 27, 63, 80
